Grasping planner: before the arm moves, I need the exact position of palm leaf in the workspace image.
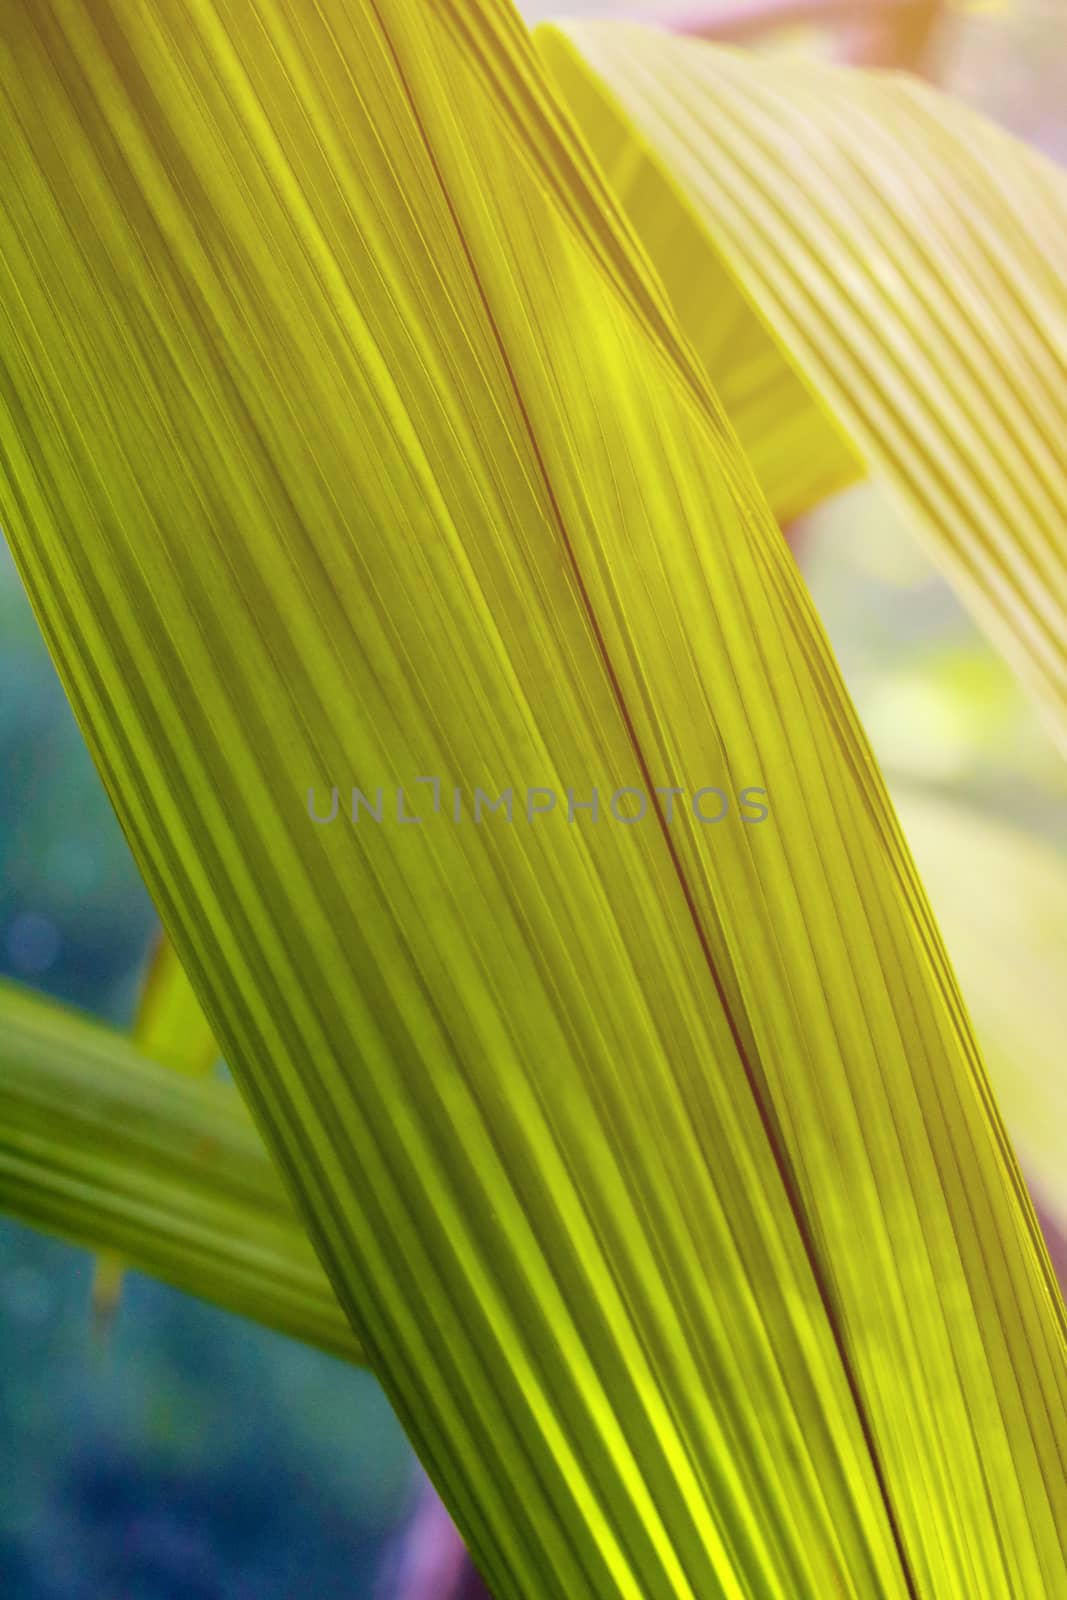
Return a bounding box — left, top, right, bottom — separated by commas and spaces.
539, 22, 1067, 746
0, 3, 1063, 1595
0, 981, 359, 1361
7, 788, 1062, 1378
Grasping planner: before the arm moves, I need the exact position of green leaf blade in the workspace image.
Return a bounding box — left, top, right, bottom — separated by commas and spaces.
539, 22, 1067, 748
0, 980, 361, 1363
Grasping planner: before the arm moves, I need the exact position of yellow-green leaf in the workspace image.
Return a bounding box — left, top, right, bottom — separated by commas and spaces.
539, 23, 1067, 746
537, 30, 862, 525
0, 4, 1063, 1597
0, 981, 359, 1363
895, 786, 1067, 1234
134, 931, 220, 1075
92, 924, 219, 1316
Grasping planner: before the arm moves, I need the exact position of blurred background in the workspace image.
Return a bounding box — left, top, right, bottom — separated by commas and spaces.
1, 1, 1065, 1596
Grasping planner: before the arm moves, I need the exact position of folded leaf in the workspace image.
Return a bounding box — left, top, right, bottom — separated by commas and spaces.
537, 29, 863, 525
539, 23, 1067, 747
0, 981, 359, 1362
0, 4, 1064, 1597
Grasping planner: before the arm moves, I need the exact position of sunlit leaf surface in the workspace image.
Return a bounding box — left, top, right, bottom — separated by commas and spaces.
541, 22, 1067, 746
0, 4, 1063, 1596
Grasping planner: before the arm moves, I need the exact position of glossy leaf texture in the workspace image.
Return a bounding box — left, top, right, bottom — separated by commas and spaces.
0, 3, 1064, 1597
539, 22, 1067, 746
0, 981, 360, 1363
